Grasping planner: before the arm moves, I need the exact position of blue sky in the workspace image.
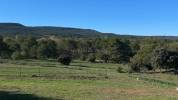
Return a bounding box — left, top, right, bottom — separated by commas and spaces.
0, 0, 178, 36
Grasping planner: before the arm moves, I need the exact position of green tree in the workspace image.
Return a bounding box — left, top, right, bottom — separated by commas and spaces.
57, 51, 72, 65
110, 39, 132, 63
152, 48, 178, 72
0, 36, 11, 58
37, 39, 58, 58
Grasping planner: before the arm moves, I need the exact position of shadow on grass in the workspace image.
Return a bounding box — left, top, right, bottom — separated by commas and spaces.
145, 69, 176, 74
70, 64, 90, 68
0, 91, 63, 100
40, 64, 57, 67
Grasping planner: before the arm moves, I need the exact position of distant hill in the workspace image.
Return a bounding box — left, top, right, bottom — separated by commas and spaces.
0, 23, 178, 39
0, 23, 117, 38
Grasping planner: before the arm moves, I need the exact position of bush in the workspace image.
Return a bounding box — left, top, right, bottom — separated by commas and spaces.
117, 66, 124, 73
129, 59, 152, 73
88, 54, 96, 63
80, 54, 87, 61
11, 51, 22, 60
57, 53, 72, 65
129, 57, 142, 73
100, 53, 110, 63
129, 63, 141, 73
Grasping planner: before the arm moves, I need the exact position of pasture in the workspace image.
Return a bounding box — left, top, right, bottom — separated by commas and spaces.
0, 59, 177, 100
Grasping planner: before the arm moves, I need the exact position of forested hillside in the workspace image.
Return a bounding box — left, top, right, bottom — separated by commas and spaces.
1, 23, 178, 39
0, 23, 117, 38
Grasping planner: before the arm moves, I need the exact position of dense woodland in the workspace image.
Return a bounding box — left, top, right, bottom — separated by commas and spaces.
0, 35, 178, 73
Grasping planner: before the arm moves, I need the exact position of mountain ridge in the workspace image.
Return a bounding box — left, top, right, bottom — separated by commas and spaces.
0, 23, 117, 38
0, 23, 178, 39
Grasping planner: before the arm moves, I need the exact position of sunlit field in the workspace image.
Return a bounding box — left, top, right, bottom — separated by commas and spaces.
0, 59, 177, 100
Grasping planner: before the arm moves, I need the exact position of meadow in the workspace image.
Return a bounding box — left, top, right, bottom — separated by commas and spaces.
0, 59, 178, 100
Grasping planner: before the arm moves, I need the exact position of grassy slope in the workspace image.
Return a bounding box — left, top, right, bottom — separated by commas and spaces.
0, 60, 178, 100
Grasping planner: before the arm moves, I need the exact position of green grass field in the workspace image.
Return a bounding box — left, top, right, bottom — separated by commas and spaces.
0, 59, 178, 100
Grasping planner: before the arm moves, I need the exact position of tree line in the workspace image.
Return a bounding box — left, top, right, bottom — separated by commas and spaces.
0, 35, 178, 73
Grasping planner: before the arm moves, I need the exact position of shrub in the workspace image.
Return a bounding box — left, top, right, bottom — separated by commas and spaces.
129, 58, 152, 73
129, 64, 141, 73
100, 53, 110, 63
57, 53, 72, 65
88, 54, 96, 63
117, 66, 124, 73
129, 57, 142, 73
80, 54, 87, 61
11, 51, 22, 60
